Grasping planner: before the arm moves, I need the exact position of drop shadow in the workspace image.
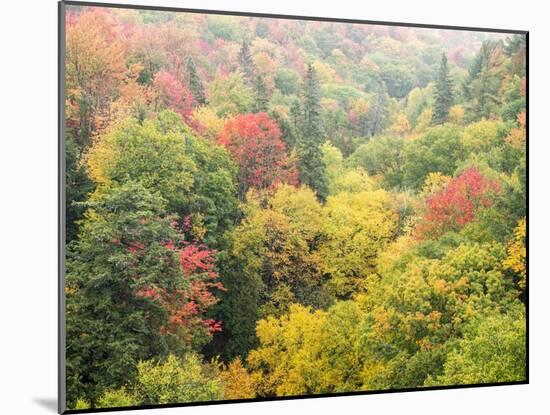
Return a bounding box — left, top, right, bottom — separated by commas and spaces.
34, 398, 57, 412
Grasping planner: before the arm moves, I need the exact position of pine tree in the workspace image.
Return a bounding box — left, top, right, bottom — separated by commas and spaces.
462, 41, 500, 121
290, 99, 302, 130
296, 64, 328, 200
433, 53, 455, 124
253, 74, 269, 113
238, 40, 255, 85
185, 56, 206, 106
366, 80, 390, 136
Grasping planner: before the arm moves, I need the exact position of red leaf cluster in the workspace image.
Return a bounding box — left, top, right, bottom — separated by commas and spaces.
218, 112, 298, 193
136, 240, 224, 338
153, 70, 195, 123
416, 168, 501, 239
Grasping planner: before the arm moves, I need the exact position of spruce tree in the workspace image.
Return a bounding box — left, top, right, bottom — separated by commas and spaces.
290, 98, 302, 130
238, 40, 255, 85
185, 56, 206, 106
433, 53, 455, 124
296, 64, 328, 200
253, 74, 269, 113
366, 80, 390, 136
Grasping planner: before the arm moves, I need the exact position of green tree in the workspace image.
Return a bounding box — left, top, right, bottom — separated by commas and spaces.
66, 183, 193, 405
365, 80, 390, 136
296, 64, 329, 200
463, 40, 502, 120
208, 72, 254, 117
238, 40, 255, 85
214, 185, 328, 360
433, 53, 454, 124
186, 56, 206, 106
66, 137, 95, 243
253, 74, 270, 113
134, 354, 224, 404
402, 125, 464, 189
88, 111, 239, 246
349, 136, 405, 188
427, 306, 526, 385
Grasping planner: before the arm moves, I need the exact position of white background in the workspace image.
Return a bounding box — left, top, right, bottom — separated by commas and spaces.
0, 0, 546, 414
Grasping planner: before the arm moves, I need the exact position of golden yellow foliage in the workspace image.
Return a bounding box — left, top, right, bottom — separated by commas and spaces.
448, 104, 465, 125
503, 218, 527, 290
421, 172, 451, 197
220, 358, 259, 399
389, 112, 411, 137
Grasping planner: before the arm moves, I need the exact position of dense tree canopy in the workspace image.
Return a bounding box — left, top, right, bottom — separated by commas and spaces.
64, 5, 526, 410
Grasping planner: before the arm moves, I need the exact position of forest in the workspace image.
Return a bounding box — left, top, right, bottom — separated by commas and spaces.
63, 5, 527, 410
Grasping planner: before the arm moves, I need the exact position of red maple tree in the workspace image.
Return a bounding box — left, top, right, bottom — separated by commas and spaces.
135, 239, 224, 340
218, 112, 298, 196
153, 70, 195, 123
416, 168, 501, 239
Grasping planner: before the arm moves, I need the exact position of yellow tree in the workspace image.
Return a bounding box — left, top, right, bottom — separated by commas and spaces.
320, 190, 398, 298
504, 218, 527, 291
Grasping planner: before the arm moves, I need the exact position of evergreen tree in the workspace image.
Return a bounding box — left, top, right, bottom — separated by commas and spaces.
462, 41, 500, 121
253, 74, 269, 113
66, 182, 191, 404
296, 64, 328, 200
270, 109, 296, 151
433, 53, 455, 124
366, 80, 390, 136
185, 56, 206, 106
290, 98, 302, 131
238, 40, 255, 85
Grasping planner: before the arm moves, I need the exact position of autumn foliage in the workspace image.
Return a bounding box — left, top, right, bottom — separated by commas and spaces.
416, 168, 501, 239
218, 112, 298, 195
137, 240, 224, 338
64, 5, 526, 410
153, 71, 195, 123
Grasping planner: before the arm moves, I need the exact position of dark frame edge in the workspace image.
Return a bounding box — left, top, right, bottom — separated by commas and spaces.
61, 0, 528, 35
59, 1, 67, 414
524, 30, 530, 385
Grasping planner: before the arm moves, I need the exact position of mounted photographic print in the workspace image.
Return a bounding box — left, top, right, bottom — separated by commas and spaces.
59, 1, 528, 412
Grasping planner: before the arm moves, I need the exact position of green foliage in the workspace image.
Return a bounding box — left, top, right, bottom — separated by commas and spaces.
433, 54, 455, 124
296, 64, 329, 200
134, 354, 224, 404
208, 72, 254, 117
66, 137, 95, 243
402, 125, 464, 189
380, 63, 416, 99
186, 56, 206, 106
365, 81, 391, 136
65, 8, 526, 405
238, 40, 255, 84
275, 68, 301, 95
253, 75, 270, 113
427, 306, 526, 385
97, 388, 137, 408
463, 119, 507, 154
405, 85, 434, 127
463, 40, 503, 121
322, 142, 374, 195
349, 136, 405, 188
88, 110, 239, 245
66, 182, 187, 405
73, 398, 91, 410
214, 185, 328, 360
88, 112, 195, 209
